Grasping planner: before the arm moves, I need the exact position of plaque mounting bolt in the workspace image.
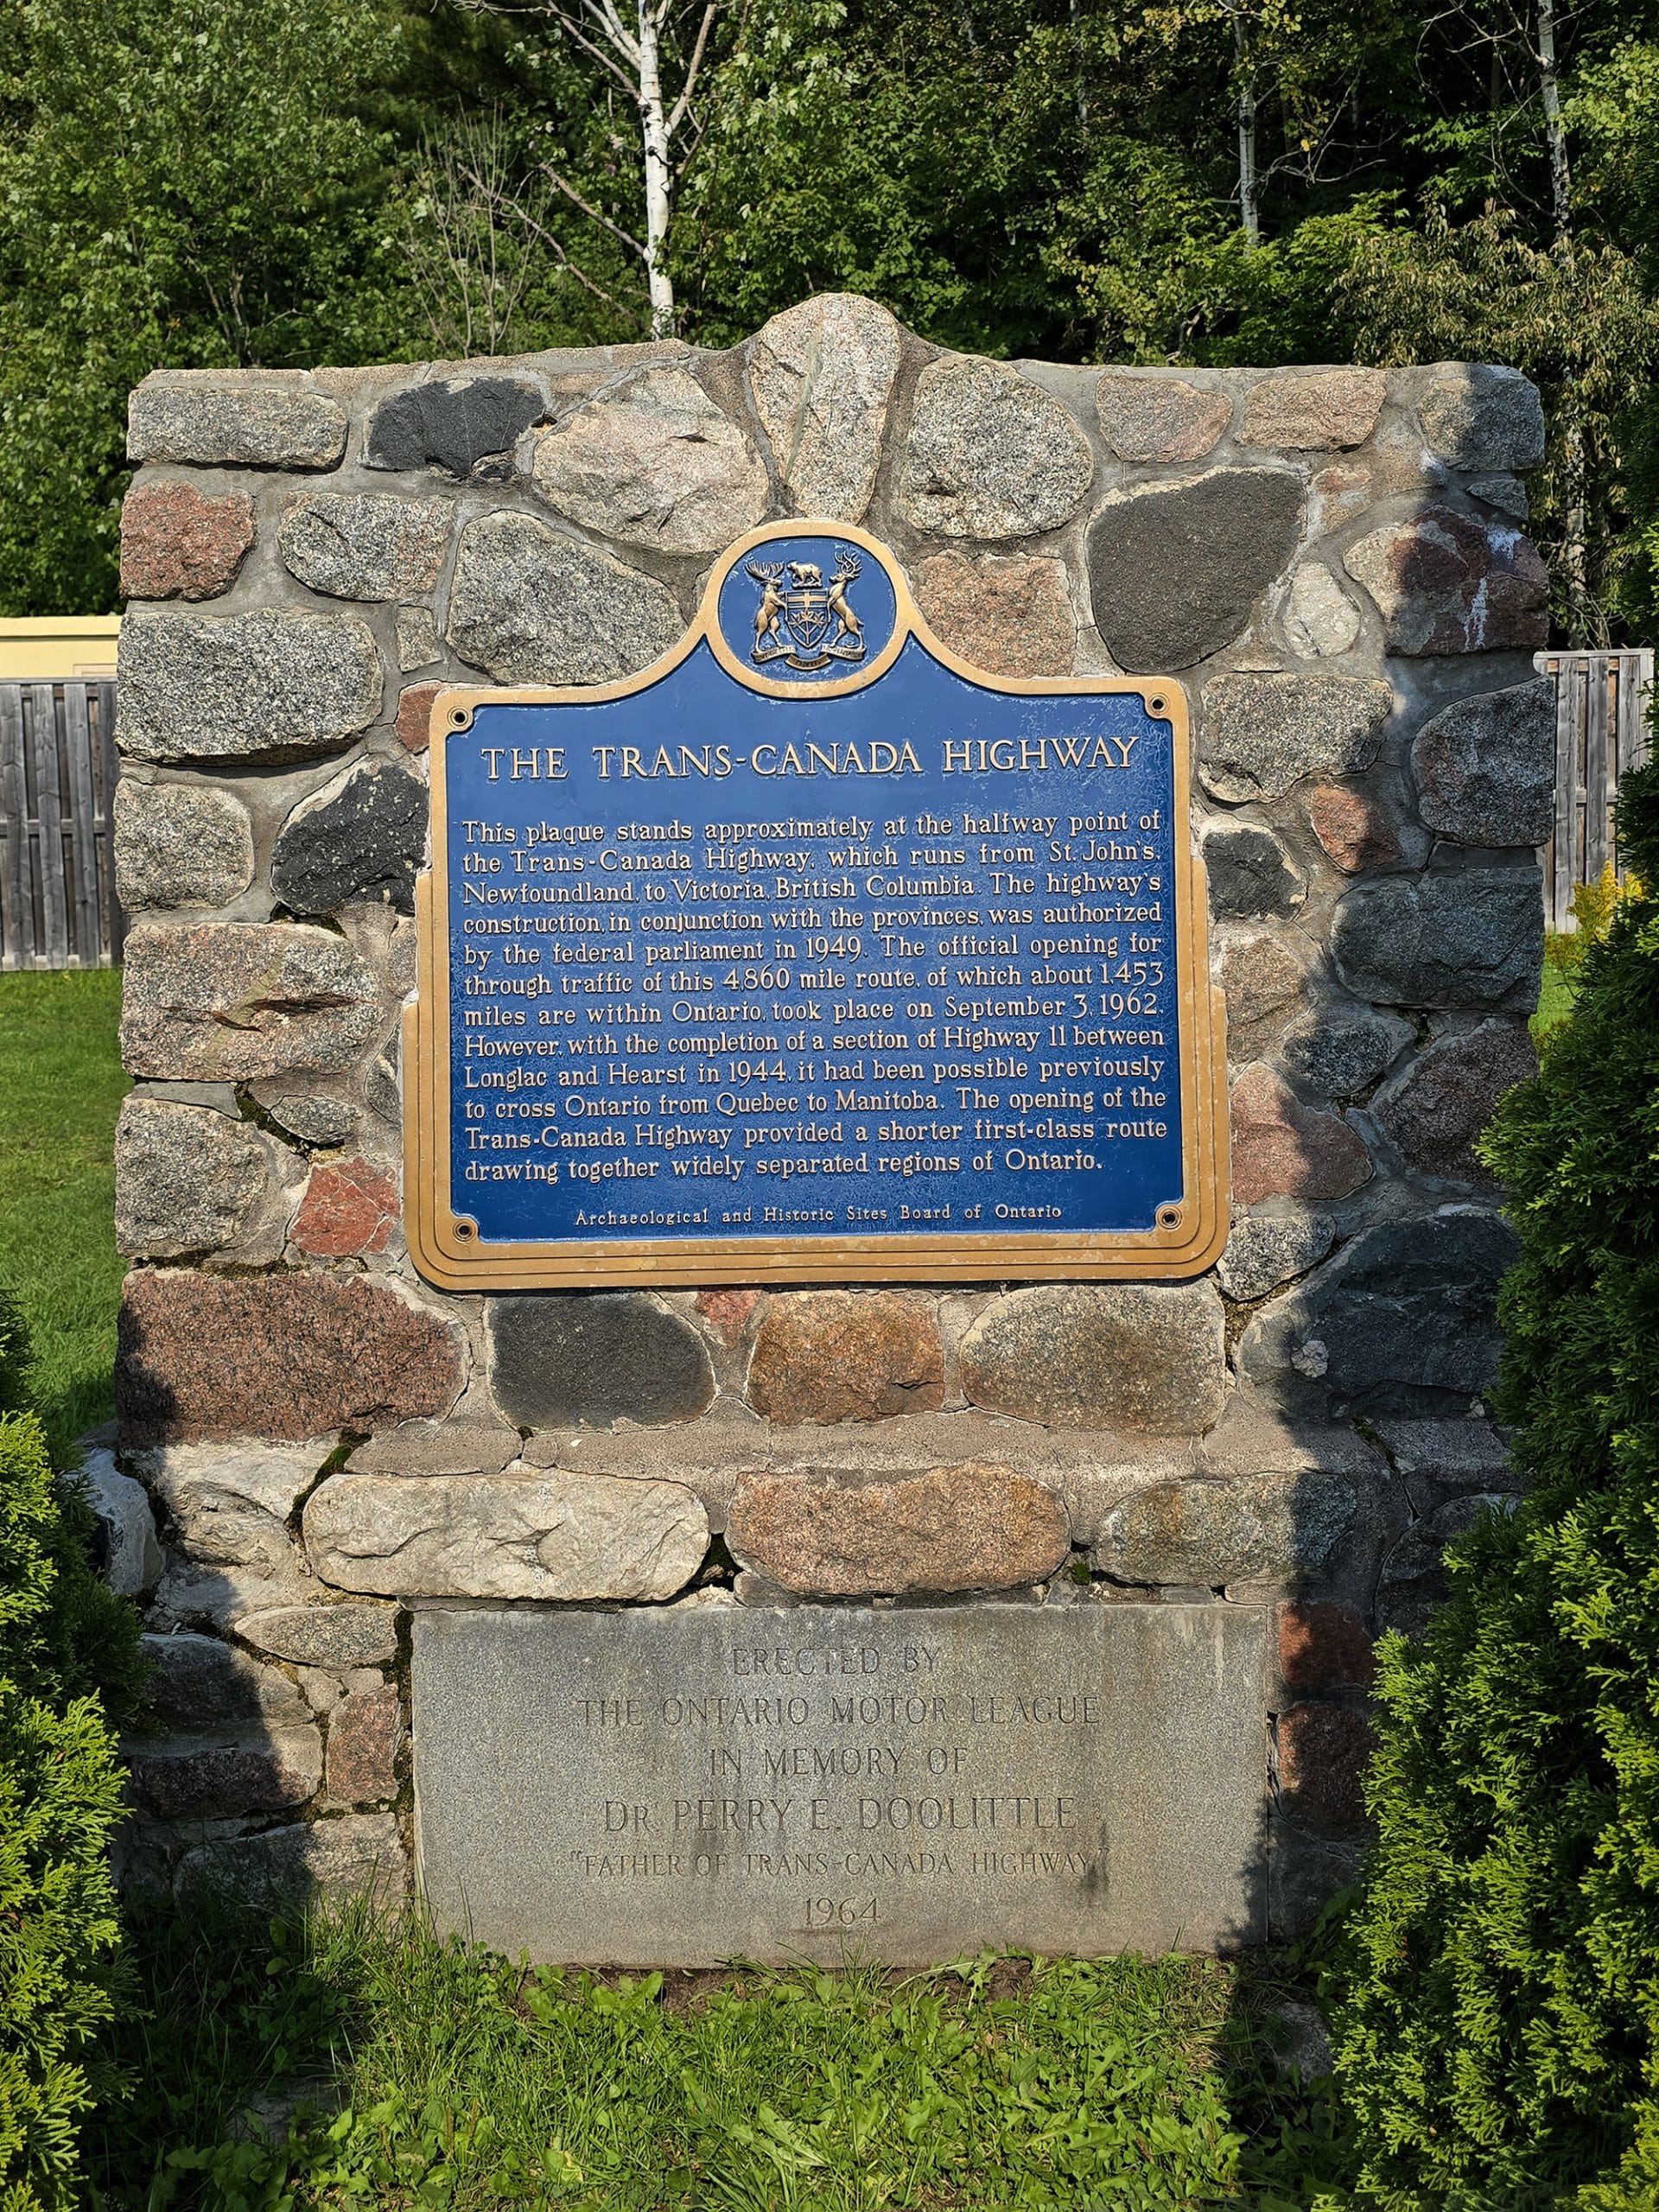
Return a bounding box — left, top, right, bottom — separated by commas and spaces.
1156, 1205, 1183, 1230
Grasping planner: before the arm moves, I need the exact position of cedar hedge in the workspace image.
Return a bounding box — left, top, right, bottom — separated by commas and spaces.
1332, 756, 1659, 2208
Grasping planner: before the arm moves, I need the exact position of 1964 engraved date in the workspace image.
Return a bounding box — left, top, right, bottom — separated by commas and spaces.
805, 1896, 878, 1929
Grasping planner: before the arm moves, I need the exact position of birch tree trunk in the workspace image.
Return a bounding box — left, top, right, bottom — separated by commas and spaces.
636, 0, 677, 339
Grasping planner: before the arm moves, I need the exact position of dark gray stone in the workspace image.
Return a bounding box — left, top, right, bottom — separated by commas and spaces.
1372, 1022, 1537, 1185
1199, 672, 1394, 803
411, 1603, 1269, 1962
271, 764, 427, 917
260, 1093, 360, 1147
1376, 1493, 1517, 1637
174, 1814, 406, 1910
1331, 871, 1543, 1010
141, 1630, 308, 1729
1236, 1211, 1519, 1420
1279, 1009, 1414, 1099
365, 375, 545, 478
130, 1726, 321, 1820
117, 610, 382, 766
1418, 365, 1545, 472
1088, 467, 1303, 672
1372, 1418, 1517, 1516
1203, 824, 1305, 918
486, 1293, 715, 1427
1411, 679, 1555, 847
447, 512, 681, 686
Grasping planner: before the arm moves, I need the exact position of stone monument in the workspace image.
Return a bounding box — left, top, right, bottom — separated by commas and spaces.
103, 296, 1548, 1954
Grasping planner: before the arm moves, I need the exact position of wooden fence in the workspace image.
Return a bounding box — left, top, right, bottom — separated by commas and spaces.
1536, 649, 1654, 932
0, 681, 123, 970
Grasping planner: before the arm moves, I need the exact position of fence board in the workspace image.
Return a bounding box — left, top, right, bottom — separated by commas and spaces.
0, 687, 26, 969
0, 679, 124, 968
1537, 648, 1654, 930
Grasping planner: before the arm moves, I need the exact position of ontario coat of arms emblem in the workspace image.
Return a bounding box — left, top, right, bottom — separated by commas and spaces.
745, 545, 866, 671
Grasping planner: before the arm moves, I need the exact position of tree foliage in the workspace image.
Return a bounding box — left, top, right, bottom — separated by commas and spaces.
1329, 754, 1659, 2206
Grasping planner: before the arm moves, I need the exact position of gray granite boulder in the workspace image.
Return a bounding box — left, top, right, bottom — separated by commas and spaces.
174, 1814, 406, 1910
1417, 365, 1545, 472
447, 512, 681, 684
1279, 1009, 1414, 1098
747, 293, 902, 520
120, 922, 385, 1081
899, 358, 1092, 539
532, 366, 767, 553
1093, 1471, 1357, 1586
117, 610, 382, 765
1199, 672, 1394, 803
278, 493, 451, 601
113, 782, 254, 912
114, 1098, 282, 1258
1203, 823, 1305, 918
129, 371, 346, 468
959, 1281, 1226, 1433
1411, 678, 1555, 847
1216, 1214, 1338, 1303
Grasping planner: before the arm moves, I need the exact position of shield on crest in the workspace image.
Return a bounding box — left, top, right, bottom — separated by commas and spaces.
744, 547, 868, 672
781, 567, 831, 658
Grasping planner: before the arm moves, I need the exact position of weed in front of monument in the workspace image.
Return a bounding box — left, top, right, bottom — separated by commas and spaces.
0, 969, 127, 1459
88, 1904, 1351, 2209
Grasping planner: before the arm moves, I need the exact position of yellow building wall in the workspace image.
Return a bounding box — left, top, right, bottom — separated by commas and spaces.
0, 616, 121, 681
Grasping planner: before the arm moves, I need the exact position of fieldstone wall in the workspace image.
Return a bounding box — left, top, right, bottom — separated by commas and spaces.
99, 297, 1546, 1936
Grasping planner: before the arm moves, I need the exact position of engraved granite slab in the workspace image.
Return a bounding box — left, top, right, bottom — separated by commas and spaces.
411, 1603, 1268, 1963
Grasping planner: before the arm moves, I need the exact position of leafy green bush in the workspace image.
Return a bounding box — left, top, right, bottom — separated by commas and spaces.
0, 1303, 142, 2210
1331, 757, 1659, 2208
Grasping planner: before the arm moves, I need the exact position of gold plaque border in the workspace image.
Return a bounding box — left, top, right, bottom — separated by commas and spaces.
404, 520, 1229, 1289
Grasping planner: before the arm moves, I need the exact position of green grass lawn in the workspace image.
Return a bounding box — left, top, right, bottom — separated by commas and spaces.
0, 967, 127, 1459
87, 1907, 1350, 2211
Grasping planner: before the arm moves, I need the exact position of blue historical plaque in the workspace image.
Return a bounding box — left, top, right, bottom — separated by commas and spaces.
405, 524, 1226, 1288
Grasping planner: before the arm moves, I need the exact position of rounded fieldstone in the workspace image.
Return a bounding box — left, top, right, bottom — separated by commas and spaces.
1241, 368, 1385, 451
447, 512, 681, 686
1284, 566, 1361, 658
899, 357, 1093, 540
1344, 508, 1548, 655
1092, 1471, 1356, 1586
114, 780, 254, 911
277, 493, 450, 602
1306, 784, 1406, 873
366, 374, 545, 477
745, 1291, 944, 1423
1216, 1215, 1338, 1304
115, 1097, 278, 1257
326, 1684, 401, 1805
1411, 678, 1554, 848
913, 552, 1076, 677
1279, 1009, 1414, 1099
532, 366, 767, 554
141, 1630, 308, 1729
747, 292, 902, 521
727, 1461, 1070, 1596
260, 1093, 360, 1147
116, 609, 382, 766
120, 479, 256, 601
486, 1293, 715, 1427
1095, 373, 1230, 463
303, 1468, 709, 1599
1230, 1065, 1371, 1206
1203, 823, 1304, 918
1089, 467, 1304, 672
1215, 927, 1312, 1048
120, 922, 385, 1081
234, 1602, 401, 1668
173, 1814, 405, 1912
1417, 365, 1545, 472
117, 1269, 463, 1444
130, 1727, 322, 1821
1331, 870, 1543, 1010
271, 762, 427, 917
1468, 473, 1529, 519
128, 371, 346, 468
291, 1156, 401, 1259
1372, 1022, 1536, 1186
134, 1440, 319, 1571
1235, 1211, 1518, 1420
959, 1281, 1226, 1434
1199, 672, 1394, 804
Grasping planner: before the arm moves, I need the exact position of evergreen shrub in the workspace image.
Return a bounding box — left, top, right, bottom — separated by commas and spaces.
0, 1294, 140, 2211
1331, 758, 1659, 2208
